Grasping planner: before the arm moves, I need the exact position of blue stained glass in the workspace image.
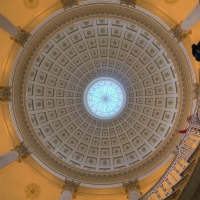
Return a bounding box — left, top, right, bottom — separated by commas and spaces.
84, 77, 126, 119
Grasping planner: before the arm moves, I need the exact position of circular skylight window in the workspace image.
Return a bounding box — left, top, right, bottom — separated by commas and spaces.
84, 77, 126, 119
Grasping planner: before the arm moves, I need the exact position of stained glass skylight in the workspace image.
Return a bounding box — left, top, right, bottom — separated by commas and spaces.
84, 77, 126, 119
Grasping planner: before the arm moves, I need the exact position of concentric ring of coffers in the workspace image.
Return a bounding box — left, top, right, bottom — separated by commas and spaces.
27, 18, 179, 171
10, 4, 193, 184
25, 19, 181, 171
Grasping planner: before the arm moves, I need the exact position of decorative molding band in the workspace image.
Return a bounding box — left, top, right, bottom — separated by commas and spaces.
60, 0, 78, 9
0, 86, 11, 102
193, 83, 199, 99
120, 0, 139, 7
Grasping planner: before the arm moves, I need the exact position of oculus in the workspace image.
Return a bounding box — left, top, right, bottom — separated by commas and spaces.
84, 77, 126, 119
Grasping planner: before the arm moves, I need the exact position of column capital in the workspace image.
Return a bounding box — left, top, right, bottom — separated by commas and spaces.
170, 23, 192, 43
10, 26, 31, 47
123, 179, 142, 198
62, 179, 79, 199
0, 86, 11, 102
120, 0, 139, 7
12, 142, 31, 162
60, 0, 78, 9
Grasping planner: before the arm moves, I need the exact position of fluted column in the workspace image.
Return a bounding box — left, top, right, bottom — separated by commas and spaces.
0, 13, 31, 46
0, 142, 30, 169
170, 2, 200, 42
59, 179, 79, 200
181, 2, 200, 31
0, 13, 19, 37
129, 190, 140, 200
0, 151, 19, 169
123, 179, 142, 200
59, 190, 72, 200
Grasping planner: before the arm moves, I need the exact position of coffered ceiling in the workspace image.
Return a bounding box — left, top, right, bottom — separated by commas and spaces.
0, 0, 199, 199
27, 19, 179, 172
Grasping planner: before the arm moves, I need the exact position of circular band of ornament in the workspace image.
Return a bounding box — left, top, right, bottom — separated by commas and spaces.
24, 0, 39, 9
9, 4, 194, 184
